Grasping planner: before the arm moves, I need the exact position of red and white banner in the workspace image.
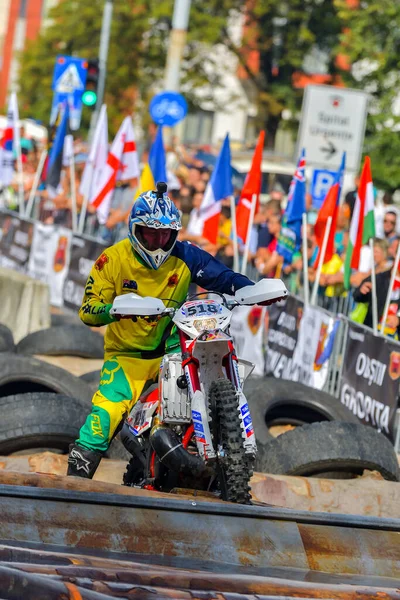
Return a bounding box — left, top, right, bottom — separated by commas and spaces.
79, 105, 108, 202
91, 116, 139, 224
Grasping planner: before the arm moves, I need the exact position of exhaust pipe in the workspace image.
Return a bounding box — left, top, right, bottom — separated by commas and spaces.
121, 421, 146, 465
150, 426, 206, 476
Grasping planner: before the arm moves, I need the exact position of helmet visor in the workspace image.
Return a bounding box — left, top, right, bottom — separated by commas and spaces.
136, 225, 176, 252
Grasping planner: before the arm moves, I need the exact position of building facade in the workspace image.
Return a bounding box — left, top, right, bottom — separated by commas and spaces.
0, 0, 58, 108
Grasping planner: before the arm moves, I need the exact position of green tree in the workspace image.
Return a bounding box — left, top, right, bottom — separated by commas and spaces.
336, 1, 400, 192
17, 0, 347, 143
17, 0, 170, 134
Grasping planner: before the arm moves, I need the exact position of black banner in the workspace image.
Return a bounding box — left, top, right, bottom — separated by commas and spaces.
265, 295, 303, 378
63, 235, 106, 310
0, 213, 33, 272
340, 322, 399, 437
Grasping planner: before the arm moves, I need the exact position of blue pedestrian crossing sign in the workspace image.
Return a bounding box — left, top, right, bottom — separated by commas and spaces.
311, 168, 336, 209
51, 55, 88, 130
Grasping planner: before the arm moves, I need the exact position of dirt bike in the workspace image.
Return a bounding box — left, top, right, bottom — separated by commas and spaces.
110, 278, 287, 504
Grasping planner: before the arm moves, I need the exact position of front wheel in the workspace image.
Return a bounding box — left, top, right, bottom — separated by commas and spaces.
209, 379, 253, 504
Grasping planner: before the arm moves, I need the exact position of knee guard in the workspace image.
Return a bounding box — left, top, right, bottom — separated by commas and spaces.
67, 443, 103, 479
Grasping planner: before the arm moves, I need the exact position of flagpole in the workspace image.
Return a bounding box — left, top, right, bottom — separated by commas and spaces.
381, 241, 400, 336
69, 150, 78, 233
310, 216, 332, 306
302, 212, 309, 305
369, 238, 378, 335
25, 149, 47, 219
230, 195, 239, 273
15, 131, 24, 217
78, 187, 91, 235
241, 193, 257, 276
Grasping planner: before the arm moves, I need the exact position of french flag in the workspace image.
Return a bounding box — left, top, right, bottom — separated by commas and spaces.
200, 134, 233, 244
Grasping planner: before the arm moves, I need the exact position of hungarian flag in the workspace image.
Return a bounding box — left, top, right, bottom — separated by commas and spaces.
235, 131, 265, 244
313, 152, 346, 268
200, 134, 233, 244
343, 156, 375, 289
91, 116, 139, 224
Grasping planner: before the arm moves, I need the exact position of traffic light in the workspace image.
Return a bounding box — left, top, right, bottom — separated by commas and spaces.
82, 59, 99, 107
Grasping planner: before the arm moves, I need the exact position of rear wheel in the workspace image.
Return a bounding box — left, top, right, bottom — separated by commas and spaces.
209, 379, 253, 504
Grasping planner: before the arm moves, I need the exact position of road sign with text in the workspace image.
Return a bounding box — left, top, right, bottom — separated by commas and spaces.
297, 85, 368, 172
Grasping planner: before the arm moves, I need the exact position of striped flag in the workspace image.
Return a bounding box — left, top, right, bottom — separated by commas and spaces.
344, 156, 375, 289
91, 116, 139, 224
235, 131, 265, 245
200, 134, 233, 244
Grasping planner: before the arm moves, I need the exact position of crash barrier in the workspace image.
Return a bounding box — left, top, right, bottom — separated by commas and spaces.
0, 209, 106, 308
266, 295, 400, 449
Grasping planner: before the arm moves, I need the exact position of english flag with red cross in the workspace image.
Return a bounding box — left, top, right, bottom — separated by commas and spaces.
91, 116, 139, 224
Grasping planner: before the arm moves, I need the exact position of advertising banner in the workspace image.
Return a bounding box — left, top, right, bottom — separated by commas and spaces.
230, 305, 267, 376
265, 295, 302, 379
291, 305, 335, 390
27, 223, 72, 307
265, 297, 336, 390
340, 322, 399, 436
0, 213, 33, 272
63, 235, 105, 310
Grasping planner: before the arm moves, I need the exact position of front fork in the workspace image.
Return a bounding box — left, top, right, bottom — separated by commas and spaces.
178, 330, 257, 462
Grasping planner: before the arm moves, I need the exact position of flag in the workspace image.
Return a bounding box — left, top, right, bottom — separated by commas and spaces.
343, 156, 375, 289
135, 163, 156, 200
149, 126, 167, 183
62, 134, 74, 168
200, 134, 233, 244
133, 128, 165, 201
80, 104, 108, 202
0, 92, 20, 187
277, 149, 306, 266
42, 108, 62, 183
235, 131, 265, 245
46, 103, 69, 199
91, 116, 139, 224
313, 152, 346, 268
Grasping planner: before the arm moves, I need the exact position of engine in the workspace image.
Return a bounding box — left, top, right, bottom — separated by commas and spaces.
159, 354, 191, 424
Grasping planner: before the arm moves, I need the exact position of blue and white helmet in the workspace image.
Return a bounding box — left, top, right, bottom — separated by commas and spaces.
128, 181, 182, 269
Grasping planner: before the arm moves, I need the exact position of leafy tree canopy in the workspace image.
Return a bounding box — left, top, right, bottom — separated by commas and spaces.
16, 0, 400, 191
336, 0, 400, 191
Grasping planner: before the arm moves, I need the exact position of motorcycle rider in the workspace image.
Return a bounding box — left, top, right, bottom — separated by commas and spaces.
68, 182, 261, 478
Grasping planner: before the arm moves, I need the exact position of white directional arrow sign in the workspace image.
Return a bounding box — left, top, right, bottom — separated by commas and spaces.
55, 64, 84, 94
297, 85, 369, 172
